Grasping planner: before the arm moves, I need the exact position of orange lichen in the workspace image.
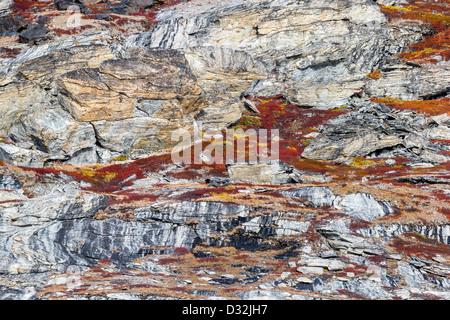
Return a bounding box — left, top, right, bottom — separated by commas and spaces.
370, 97, 450, 116
366, 69, 383, 80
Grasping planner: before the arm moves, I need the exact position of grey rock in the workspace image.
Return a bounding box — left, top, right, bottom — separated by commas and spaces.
301, 104, 450, 164
340, 193, 394, 222
343, 278, 392, 299
0, 14, 27, 34
18, 24, 49, 44
0, 175, 22, 190
298, 256, 349, 271
281, 186, 336, 207
0, 143, 48, 167
134, 201, 249, 242
366, 63, 450, 101
8, 107, 96, 161
238, 290, 291, 300
358, 223, 450, 245
318, 251, 340, 259
375, 0, 402, 6
296, 266, 324, 275
205, 177, 231, 188
317, 225, 385, 254
0, 0, 12, 17
228, 160, 329, 185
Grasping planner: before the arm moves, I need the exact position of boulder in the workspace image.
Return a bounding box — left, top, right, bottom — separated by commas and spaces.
281, 186, 337, 207
340, 193, 394, 222
57, 49, 205, 122
18, 24, 49, 44
227, 161, 329, 185
18, 44, 115, 89
8, 107, 96, 160
0, 14, 27, 34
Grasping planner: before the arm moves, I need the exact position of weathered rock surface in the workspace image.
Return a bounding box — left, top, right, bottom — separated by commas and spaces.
366, 63, 450, 100
228, 161, 330, 185
0, 0, 449, 302
281, 186, 337, 207
302, 102, 450, 165
8, 108, 96, 160
0, 0, 430, 164
340, 193, 394, 222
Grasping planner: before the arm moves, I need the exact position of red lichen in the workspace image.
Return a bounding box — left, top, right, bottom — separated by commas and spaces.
174, 247, 190, 255
11, 0, 53, 22
157, 257, 181, 265
0, 47, 22, 59
238, 95, 347, 170
390, 232, 450, 260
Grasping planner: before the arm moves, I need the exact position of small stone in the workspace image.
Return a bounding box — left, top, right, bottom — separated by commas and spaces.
205, 177, 231, 187
200, 277, 212, 282
385, 159, 396, 165
301, 246, 312, 254
278, 272, 291, 281
296, 266, 324, 275
296, 277, 314, 284
318, 250, 339, 259
327, 260, 349, 271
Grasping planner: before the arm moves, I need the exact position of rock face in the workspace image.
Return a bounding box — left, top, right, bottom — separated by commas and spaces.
281, 186, 337, 207
0, 0, 426, 164
58, 49, 204, 122
340, 193, 394, 222
0, 0, 449, 302
302, 102, 450, 165
366, 63, 450, 100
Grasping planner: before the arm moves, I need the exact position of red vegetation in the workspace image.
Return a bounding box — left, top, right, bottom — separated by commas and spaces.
86, 0, 190, 28
390, 232, 450, 260
173, 247, 190, 255
0, 47, 21, 59
379, 0, 450, 64
239, 95, 347, 171
157, 257, 181, 265
11, 0, 53, 22
349, 218, 372, 232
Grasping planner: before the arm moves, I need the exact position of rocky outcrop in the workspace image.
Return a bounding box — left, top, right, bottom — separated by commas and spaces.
281, 186, 337, 207
302, 102, 450, 165
0, 0, 428, 165
58, 49, 204, 122
340, 193, 394, 222
0, 0, 449, 302
366, 63, 450, 100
